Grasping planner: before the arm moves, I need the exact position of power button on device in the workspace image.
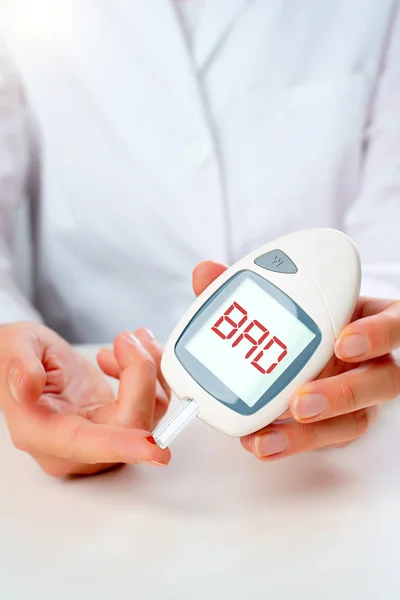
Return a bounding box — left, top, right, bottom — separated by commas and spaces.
254, 249, 298, 274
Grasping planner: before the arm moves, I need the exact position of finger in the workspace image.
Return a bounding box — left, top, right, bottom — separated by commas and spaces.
96, 338, 170, 428
192, 260, 227, 297
356, 296, 395, 319
113, 332, 157, 430
335, 299, 400, 362
290, 357, 400, 423
0, 324, 46, 410
10, 405, 171, 466
241, 406, 379, 460
135, 327, 171, 401
97, 349, 169, 415
97, 337, 170, 406
91, 333, 157, 429
97, 347, 120, 378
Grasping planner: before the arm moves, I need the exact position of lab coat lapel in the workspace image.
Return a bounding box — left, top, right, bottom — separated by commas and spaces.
128, 0, 226, 260
193, 0, 254, 70
128, 0, 208, 123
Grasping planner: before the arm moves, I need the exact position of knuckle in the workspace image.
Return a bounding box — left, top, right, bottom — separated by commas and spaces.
385, 360, 400, 398
382, 302, 400, 352
300, 423, 317, 452
352, 408, 374, 438
67, 423, 87, 463
339, 380, 358, 413
104, 430, 123, 464
138, 352, 157, 377
384, 316, 396, 354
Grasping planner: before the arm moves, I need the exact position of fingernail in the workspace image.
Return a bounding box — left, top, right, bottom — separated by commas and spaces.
255, 431, 288, 457
9, 368, 23, 402
241, 435, 252, 451
143, 328, 155, 340
122, 331, 141, 346
136, 328, 155, 344
138, 459, 167, 467
336, 334, 369, 358
293, 393, 327, 420
146, 435, 157, 445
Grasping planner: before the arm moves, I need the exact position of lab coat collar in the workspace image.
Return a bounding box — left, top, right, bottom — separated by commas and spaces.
120, 0, 253, 116
193, 0, 255, 70
130, 0, 206, 124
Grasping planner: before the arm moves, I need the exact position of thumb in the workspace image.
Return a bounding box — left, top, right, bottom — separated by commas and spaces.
1, 326, 46, 409
9, 363, 46, 406
335, 299, 400, 362
192, 260, 227, 297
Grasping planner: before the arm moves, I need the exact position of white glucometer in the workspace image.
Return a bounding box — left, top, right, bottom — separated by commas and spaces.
153, 229, 361, 448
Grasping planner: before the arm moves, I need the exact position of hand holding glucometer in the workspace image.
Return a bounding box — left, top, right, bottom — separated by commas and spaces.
154, 229, 361, 448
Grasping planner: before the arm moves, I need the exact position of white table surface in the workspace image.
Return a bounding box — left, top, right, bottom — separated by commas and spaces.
1, 345, 400, 600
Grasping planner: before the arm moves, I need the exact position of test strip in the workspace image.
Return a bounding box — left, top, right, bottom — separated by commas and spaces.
153, 398, 200, 449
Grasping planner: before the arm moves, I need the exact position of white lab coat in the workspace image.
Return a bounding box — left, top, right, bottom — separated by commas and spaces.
0, 0, 399, 344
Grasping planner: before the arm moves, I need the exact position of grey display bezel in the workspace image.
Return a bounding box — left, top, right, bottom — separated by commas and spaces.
175, 270, 322, 416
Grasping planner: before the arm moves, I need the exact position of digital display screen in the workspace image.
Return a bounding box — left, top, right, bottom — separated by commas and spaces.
184, 277, 316, 407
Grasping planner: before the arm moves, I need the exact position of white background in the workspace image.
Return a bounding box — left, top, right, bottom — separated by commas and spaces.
1, 345, 400, 600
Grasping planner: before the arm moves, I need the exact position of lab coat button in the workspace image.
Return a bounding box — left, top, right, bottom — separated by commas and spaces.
186, 140, 212, 166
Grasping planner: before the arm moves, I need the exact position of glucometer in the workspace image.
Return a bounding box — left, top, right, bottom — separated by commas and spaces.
153, 229, 361, 448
